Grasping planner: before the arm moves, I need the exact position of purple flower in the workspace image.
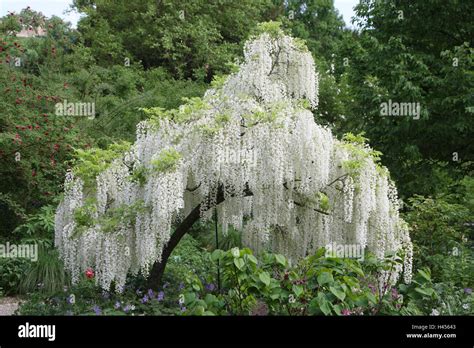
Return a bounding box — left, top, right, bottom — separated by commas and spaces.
114, 301, 121, 309
181, 306, 186, 312
205, 283, 216, 292
368, 284, 376, 294
178, 282, 184, 290
341, 309, 352, 316
157, 291, 165, 302
147, 289, 154, 298
92, 305, 102, 315
391, 287, 399, 300
123, 305, 131, 313
141, 295, 149, 304
464, 288, 472, 295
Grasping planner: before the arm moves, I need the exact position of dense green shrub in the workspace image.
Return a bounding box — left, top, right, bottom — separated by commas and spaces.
0, 258, 31, 295
404, 195, 473, 287
179, 248, 426, 316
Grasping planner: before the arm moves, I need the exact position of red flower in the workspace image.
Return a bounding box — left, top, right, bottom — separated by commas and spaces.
32, 170, 36, 177
85, 268, 95, 279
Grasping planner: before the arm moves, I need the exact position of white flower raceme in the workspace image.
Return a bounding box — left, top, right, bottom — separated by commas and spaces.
55, 28, 413, 290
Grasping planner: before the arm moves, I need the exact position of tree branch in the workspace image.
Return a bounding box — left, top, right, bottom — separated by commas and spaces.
147, 173, 347, 287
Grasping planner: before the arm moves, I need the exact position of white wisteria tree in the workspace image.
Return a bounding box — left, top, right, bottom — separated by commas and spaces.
55, 23, 413, 291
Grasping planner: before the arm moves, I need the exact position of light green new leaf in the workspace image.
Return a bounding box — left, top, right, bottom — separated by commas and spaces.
259, 271, 271, 286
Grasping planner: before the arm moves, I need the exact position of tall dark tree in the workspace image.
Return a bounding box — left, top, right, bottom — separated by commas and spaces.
336, 0, 473, 197
73, 0, 275, 80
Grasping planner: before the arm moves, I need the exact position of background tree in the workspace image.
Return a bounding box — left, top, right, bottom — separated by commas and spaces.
336, 0, 473, 197
72, 0, 275, 80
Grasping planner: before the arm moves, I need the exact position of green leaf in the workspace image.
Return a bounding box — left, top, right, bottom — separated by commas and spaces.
292, 284, 304, 297
204, 294, 217, 305
211, 249, 223, 261
317, 272, 334, 286
418, 269, 431, 281
317, 293, 332, 315
184, 292, 196, 304
233, 258, 245, 270
398, 284, 408, 293
275, 254, 286, 266
194, 305, 205, 315
259, 272, 271, 286
308, 298, 320, 314
354, 296, 369, 307
329, 285, 346, 301
247, 254, 258, 265
414, 287, 435, 296
270, 292, 281, 300
331, 303, 342, 315
366, 292, 377, 304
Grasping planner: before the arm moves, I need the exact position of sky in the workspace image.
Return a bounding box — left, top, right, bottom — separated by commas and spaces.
0, 0, 358, 28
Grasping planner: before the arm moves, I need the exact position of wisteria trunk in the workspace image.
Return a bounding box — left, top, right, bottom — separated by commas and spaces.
147, 185, 253, 288
148, 186, 252, 290
147, 202, 202, 289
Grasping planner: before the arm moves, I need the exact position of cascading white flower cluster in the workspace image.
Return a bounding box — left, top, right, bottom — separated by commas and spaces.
55, 29, 413, 291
